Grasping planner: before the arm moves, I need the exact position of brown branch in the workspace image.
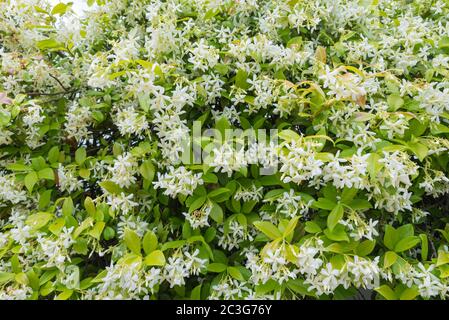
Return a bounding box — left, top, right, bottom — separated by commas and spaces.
49, 74, 69, 91
21, 89, 78, 97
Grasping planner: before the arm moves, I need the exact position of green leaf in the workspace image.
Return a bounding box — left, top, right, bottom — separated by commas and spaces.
235, 69, 249, 89
142, 231, 158, 255
39, 269, 58, 286
375, 285, 397, 300
227, 266, 245, 281
31, 157, 47, 171
367, 153, 381, 178
144, 250, 166, 266
341, 187, 357, 203
79, 168, 90, 179
396, 224, 414, 239
208, 188, 231, 202
98, 181, 123, 194
10, 255, 20, 273
191, 284, 202, 300
139, 160, 155, 182
327, 203, 344, 231
263, 189, 286, 201
124, 229, 141, 255
348, 199, 372, 210
399, 287, 419, 300
313, 198, 336, 210
51, 2, 71, 15
62, 197, 74, 216
103, 227, 115, 241
324, 225, 349, 242
278, 129, 300, 143
286, 36, 302, 49
356, 240, 376, 256
304, 221, 322, 234
419, 234, 428, 261
15, 272, 29, 285
394, 236, 420, 253
75, 147, 87, 165
84, 197, 96, 216
436, 250, 449, 267
54, 289, 73, 300
207, 263, 227, 273
88, 221, 105, 240
253, 221, 282, 240
202, 172, 218, 183
48, 146, 60, 164
209, 201, 223, 224
26, 212, 53, 230
439, 264, 449, 278
38, 168, 54, 180
160, 240, 187, 251
283, 216, 299, 238
384, 251, 398, 268
26, 269, 40, 291
0, 272, 14, 285
188, 196, 207, 213
387, 94, 404, 111
48, 218, 65, 235
215, 117, 231, 140
214, 63, 229, 75
384, 225, 397, 251
286, 279, 312, 297
439, 36, 449, 49
6, 163, 30, 171
0, 109, 11, 126
24, 171, 38, 192
256, 279, 278, 296
39, 189, 52, 209
407, 142, 428, 162
407, 119, 428, 137
37, 39, 65, 51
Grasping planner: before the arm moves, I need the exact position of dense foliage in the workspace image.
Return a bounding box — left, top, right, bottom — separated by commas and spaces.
1, 0, 449, 300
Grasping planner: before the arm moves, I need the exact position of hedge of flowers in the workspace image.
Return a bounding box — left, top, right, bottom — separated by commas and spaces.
1, 0, 449, 300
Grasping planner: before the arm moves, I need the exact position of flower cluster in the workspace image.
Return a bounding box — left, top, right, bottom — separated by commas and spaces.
1, 0, 449, 301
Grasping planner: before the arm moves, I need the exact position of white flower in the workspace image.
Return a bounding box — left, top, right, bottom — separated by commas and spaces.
163, 256, 189, 288
117, 215, 148, 237
108, 153, 138, 189
183, 205, 210, 229
114, 105, 148, 136
153, 166, 203, 198
112, 28, 140, 62
305, 263, 341, 296
0, 172, 27, 206
274, 189, 312, 218
58, 164, 83, 193
234, 184, 264, 202
65, 103, 93, 141
279, 138, 324, 186
188, 39, 219, 71
319, 66, 366, 101
183, 249, 207, 275
217, 220, 255, 250
106, 192, 139, 215
296, 242, 323, 276
346, 256, 380, 289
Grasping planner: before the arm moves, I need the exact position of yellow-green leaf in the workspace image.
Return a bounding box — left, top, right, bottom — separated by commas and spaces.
253, 221, 282, 240
24, 171, 38, 192
124, 229, 141, 255
142, 231, 158, 255
327, 203, 344, 231
144, 250, 166, 266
